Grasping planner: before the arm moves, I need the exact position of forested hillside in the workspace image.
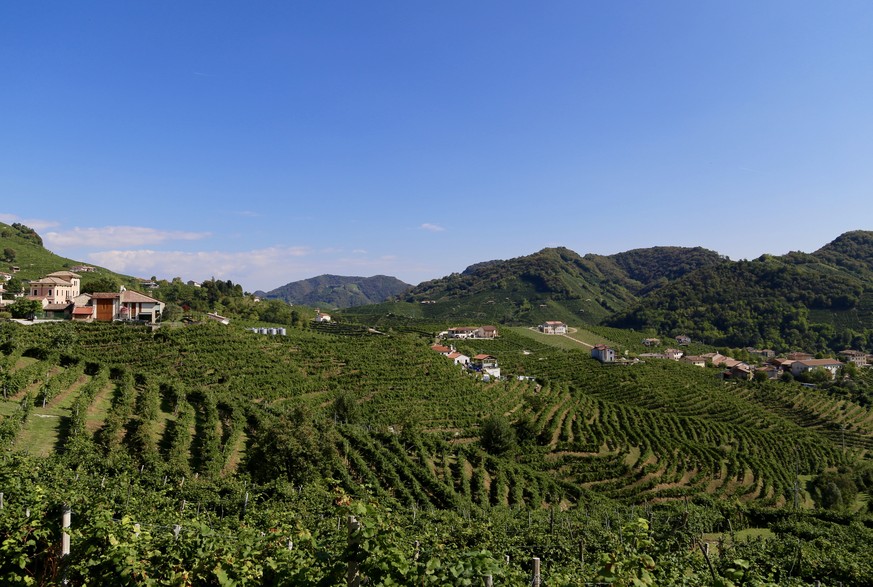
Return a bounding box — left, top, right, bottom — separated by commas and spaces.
401, 246, 721, 326
607, 233, 873, 353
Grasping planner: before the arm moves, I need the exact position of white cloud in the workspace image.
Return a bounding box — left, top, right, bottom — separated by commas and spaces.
87, 246, 313, 288
45, 226, 211, 248
420, 223, 446, 232
86, 246, 423, 290
0, 213, 60, 231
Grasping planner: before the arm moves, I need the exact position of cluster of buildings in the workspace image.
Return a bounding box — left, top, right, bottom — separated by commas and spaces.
430, 344, 501, 381
5, 269, 164, 324
439, 325, 498, 339
591, 334, 865, 382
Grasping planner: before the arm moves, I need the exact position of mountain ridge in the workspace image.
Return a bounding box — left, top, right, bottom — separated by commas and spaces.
257, 274, 411, 308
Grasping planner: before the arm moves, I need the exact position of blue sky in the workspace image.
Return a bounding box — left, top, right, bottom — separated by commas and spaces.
2, 2, 872, 291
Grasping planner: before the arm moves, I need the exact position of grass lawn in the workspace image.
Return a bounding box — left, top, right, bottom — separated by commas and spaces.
16, 405, 68, 457
508, 326, 615, 350
0, 399, 22, 417
702, 527, 775, 547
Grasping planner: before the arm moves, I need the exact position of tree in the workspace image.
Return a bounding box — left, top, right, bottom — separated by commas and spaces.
332, 391, 360, 424
245, 406, 338, 486
9, 298, 41, 319
161, 302, 183, 322
4, 277, 22, 295
3, 248, 15, 262
480, 414, 516, 455
81, 276, 120, 294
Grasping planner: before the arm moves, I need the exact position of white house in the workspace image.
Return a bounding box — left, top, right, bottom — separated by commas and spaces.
446, 351, 470, 366
539, 321, 567, 335
838, 350, 868, 367
790, 358, 843, 379
315, 312, 331, 323
663, 348, 684, 360
473, 354, 500, 379
477, 325, 498, 339
447, 326, 478, 339
591, 344, 615, 363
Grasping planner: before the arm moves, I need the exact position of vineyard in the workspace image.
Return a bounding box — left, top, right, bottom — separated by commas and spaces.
1, 320, 873, 584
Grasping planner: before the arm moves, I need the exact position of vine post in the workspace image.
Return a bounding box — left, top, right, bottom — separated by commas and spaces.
347, 515, 361, 587
61, 504, 71, 557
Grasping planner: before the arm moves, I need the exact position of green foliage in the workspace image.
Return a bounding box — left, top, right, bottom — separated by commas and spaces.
809, 470, 858, 511
80, 276, 120, 294
607, 249, 873, 353
480, 414, 516, 455
245, 405, 339, 486
5, 276, 23, 295
9, 298, 41, 318
594, 518, 657, 586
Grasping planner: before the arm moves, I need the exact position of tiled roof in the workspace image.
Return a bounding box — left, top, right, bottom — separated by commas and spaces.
72, 307, 94, 316
30, 277, 73, 285
46, 271, 81, 279
797, 359, 843, 367
120, 290, 160, 304
91, 292, 120, 299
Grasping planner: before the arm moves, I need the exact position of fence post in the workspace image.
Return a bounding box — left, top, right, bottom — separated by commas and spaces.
61, 504, 71, 557
347, 515, 361, 587
0, 492, 4, 509
484, 575, 493, 587
532, 556, 541, 587
579, 539, 585, 566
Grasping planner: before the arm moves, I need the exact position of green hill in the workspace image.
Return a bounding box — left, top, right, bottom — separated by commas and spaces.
607, 231, 873, 352
397, 246, 722, 326
257, 274, 411, 308
0, 221, 137, 290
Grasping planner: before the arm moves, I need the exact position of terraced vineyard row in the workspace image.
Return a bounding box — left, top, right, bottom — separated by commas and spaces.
1, 320, 870, 514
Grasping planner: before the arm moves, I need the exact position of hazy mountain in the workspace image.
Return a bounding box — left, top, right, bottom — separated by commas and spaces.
258, 274, 412, 308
